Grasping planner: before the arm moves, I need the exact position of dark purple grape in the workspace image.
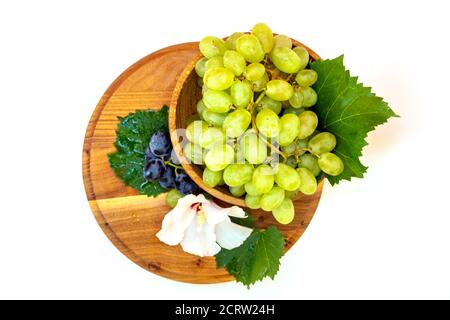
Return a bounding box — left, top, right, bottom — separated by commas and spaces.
159, 166, 176, 189
150, 130, 172, 157
143, 158, 166, 181
174, 173, 188, 190
175, 173, 199, 195
170, 149, 181, 165
145, 146, 158, 162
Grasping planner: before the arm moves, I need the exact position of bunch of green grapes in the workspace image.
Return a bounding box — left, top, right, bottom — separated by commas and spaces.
183, 23, 344, 224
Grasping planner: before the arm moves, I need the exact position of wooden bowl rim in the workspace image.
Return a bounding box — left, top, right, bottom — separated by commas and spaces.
170, 37, 321, 207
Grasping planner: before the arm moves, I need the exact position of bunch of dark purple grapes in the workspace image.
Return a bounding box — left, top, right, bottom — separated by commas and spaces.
144, 130, 199, 195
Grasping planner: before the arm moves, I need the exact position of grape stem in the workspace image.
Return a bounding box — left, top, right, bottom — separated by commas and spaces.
266, 67, 281, 80
254, 91, 266, 105
305, 148, 321, 158
286, 73, 295, 82
165, 161, 183, 170
261, 135, 287, 160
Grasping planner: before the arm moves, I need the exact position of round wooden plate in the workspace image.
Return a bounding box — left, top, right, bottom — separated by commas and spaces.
82, 42, 324, 284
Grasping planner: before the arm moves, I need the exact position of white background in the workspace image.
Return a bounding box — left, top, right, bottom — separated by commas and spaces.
1, 0, 449, 300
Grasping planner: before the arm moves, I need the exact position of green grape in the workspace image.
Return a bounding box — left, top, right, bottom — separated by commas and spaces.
202, 109, 227, 127
274, 163, 301, 191
204, 67, 235, 91
195, 57, 207, 78
230, 185, 246, 197
230, 80, 252, 108
256, 108, 281, 137
260, 186, 285, 211
279, 113, 300, 146
222, 108, 251, 137
252, 164, 275, 194
281, 138, 308, 155
251, 22, 274, 53
298, 110, 318, 139
244, 62, 266, 81
204, 144, 234, 171
272, 198, 294, 224
166, 189, 183, 208
296, 167, 317, 195
298, 153, 321, 176
289, 90, 304, 108
281, 142, 296, 155
203, 168, 223, 188
296, 69, 318, 87
285, 190, 299, 199
199, 36, 226, 58
236, 34, 265, 63
183, 142, 204, 165
186, 120, 207, 144
245, 194, 262, 209
225, 32, 244, 50
203, 89, 233, 113
205, 56, 224, 71
224, 164, 254, 187
251, 72, 269, 92
256, 96, 282, 114
286, 156, 297, 168
299, 86, 318, 107
223, 50, 246, 76
270, 47, 301, 74
296, 138, 308, 156
244, 181, 263, 196
266, 80, 294, 101
199, 127, 225, 149
308, 132, 337, 154
318, 152, 344, 176
196, 100, 206, 119
197, 77, 203, 87
218, 174, 226, 186
283, 107, 305, 115
239, 132, 267, 164
273, 34, 292, 48
292, 47, 309, 70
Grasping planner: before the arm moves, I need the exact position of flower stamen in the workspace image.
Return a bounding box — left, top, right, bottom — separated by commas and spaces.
197, 206, 206, 226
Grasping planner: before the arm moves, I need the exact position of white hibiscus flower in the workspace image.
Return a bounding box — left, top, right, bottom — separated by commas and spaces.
156, 194, 253, 257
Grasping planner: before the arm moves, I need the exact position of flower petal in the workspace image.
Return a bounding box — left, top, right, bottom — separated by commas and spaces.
193, 193, 210, 204
202, 203, 228, 226
180, 218, 221, 257
215, 217, 253, 250
208, 201, 248, 219
156, 195, 198, 246
226, 206, 248, 218
202, 201, 247, 226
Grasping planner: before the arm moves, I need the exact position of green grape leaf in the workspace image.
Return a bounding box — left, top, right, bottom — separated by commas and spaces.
311, 55, 398, 185
216, 226, 285, 288
108, 106, 169, 196
230, 213, 254, 229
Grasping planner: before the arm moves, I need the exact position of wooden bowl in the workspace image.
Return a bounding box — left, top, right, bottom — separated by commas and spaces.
170, 38, 321, 207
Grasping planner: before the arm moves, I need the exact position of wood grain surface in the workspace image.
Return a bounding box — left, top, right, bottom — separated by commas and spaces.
82, 42, 324, 284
